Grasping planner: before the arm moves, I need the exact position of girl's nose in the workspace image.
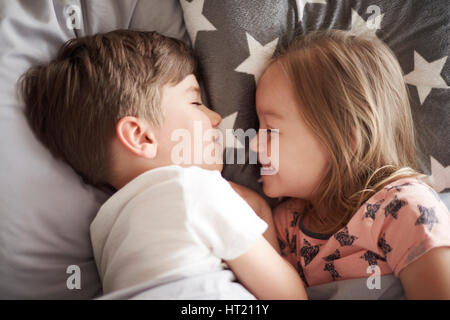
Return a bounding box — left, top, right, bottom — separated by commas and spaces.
250, 132, 270, 165
250, 135, 258, 153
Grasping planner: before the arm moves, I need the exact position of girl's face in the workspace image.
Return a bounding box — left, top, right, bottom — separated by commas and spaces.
250, 63, 330, 200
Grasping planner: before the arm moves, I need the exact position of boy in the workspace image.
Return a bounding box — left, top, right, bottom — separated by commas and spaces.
20, 30, 306, 299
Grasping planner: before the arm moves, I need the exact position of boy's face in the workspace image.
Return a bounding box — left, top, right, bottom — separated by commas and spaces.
153, 74, 224, 172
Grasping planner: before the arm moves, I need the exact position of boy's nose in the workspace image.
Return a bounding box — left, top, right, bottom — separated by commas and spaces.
202, 106, 222, 128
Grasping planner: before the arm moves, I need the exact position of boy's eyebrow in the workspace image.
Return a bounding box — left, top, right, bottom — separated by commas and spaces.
186, 85, 201, 94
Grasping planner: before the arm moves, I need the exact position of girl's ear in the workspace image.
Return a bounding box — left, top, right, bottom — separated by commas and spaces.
115, 116, 158, 159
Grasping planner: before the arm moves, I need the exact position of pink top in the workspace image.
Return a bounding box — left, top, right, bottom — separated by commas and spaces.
273, 178, 450, 287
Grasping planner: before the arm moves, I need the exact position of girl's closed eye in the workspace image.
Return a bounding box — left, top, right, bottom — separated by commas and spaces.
192, 102, 202, 106
258, 128, 277, 143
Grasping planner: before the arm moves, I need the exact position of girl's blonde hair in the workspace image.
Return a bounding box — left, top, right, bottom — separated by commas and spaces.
273, 29, 428, 235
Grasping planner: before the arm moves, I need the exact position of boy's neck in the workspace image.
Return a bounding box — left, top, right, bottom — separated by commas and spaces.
110, 165, 153, 190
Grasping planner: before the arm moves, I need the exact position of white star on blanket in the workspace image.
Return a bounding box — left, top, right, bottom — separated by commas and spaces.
349, 8, 384, 37
180, 0, 216, 47
235, 33, 279, 84
404, 51, 449, 105
295, 0, 327, 22
428, 156, 450, 193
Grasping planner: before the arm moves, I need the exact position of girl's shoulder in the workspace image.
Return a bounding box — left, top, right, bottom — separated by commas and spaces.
353, 177, 450, 277
355, 177, 449, 225
361, 177, 446, 215
380, 177, 440, 199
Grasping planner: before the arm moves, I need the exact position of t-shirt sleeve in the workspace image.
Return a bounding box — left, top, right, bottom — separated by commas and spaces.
184, 168, 268, 261
378, 182, 450, 277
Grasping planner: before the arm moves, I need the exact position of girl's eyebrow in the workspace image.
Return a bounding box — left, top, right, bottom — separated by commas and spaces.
262, 111, 283, 120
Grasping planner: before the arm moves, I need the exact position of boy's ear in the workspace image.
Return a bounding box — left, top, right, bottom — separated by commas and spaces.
116, 116, 158, 159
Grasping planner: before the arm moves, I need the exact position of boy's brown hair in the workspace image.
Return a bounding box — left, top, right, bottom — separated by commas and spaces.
19, 30, 196, 191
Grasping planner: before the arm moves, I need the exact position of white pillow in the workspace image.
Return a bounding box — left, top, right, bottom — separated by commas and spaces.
0, 0, 187, 299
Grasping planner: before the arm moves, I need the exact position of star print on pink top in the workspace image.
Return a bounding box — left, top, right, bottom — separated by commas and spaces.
273, 178, 450, 287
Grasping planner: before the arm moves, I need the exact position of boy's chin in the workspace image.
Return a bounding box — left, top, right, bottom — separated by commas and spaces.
198, 162, 223, 172
210, 162, 224, 172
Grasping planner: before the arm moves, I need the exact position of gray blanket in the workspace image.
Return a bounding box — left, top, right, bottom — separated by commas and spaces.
97, 268, 405, 300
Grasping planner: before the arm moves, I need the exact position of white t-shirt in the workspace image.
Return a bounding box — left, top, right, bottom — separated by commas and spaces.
90, 165, 267, 294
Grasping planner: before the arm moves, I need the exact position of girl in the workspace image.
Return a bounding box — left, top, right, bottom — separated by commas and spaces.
233, 29, 450, 299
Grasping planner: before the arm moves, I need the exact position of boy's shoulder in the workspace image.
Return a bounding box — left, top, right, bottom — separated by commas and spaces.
180, 165, 223, 179
134, 165, 228, 204
178, 165, 226, 189
116, 164, 222, 192
96, 165, 190, 214
96, 165, 228, 221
